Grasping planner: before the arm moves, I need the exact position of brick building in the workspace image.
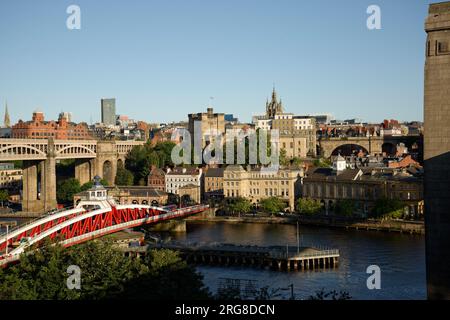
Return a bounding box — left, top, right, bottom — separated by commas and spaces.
147, 165, 166, 191
12, 111, 91, 140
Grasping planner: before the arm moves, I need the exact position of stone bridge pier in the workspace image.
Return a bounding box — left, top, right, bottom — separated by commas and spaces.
22, 152, 57, 213
75, 159, 94, 186
73, 141, 128, 186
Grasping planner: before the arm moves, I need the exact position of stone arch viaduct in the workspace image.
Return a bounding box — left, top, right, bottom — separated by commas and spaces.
318, 136, 422, 159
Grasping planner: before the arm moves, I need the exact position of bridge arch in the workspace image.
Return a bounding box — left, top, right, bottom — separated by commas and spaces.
102, 160, 113, 184
331, 144, 369, 157
117, 158, 124, 169
56, 145, 96, 157
0, 144, 47, 158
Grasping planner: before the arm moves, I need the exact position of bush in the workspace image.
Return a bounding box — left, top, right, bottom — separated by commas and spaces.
296, 198, 322, 215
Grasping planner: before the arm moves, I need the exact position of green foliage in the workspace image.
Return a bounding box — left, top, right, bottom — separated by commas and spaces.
313, 158, 332, 168
56, 159, 75, 179
80, 179, 109, 191
296, 198, 322, 215
0, 189, 8, 204
259, 197, 286, 214
12, 160, 23, 169
0, 240, 209, 300
334, 199, 355, 217
126, 141, 175, 185
291, 157, 303, 167
308, 289, 352, 300
371, 198, 405, 219
279, 148, 289, 166
118, 249, 210, 300
223, 197, 252, 214
115, 162, 134, 186
57, 178, 81, 204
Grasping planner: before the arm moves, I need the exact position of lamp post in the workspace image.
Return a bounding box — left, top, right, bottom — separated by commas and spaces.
5, 224, 9, 255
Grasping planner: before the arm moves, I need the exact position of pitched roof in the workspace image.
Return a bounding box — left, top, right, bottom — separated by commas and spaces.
205, 167, 224, 177
305, 167, 362, 181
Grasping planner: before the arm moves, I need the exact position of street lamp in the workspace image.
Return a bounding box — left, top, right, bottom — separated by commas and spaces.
5, 224, 9, 255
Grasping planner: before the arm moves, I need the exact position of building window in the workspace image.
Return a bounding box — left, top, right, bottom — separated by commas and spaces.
438, 41, 450, 54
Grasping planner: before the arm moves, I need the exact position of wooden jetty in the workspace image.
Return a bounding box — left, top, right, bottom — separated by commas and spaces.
122, 242, 340, 272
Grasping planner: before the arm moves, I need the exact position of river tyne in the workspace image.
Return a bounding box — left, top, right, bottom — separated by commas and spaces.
169, 222, 426, 300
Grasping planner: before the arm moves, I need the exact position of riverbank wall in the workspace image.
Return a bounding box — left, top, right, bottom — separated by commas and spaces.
186, 214, 425, 235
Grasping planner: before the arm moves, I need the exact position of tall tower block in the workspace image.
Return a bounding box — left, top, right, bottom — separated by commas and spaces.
424, 2, 450, 300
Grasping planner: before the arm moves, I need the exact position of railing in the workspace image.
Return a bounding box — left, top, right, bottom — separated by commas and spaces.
0, 203, 209, 264
0, 205, 80, 239
269, 249, 340, 260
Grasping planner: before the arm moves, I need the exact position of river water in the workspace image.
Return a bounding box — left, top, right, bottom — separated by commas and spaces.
1, 220, 426, 300
171, 222, 426, 300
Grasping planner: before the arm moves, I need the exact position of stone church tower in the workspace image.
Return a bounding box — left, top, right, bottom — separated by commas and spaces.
424, 2, 450, 300
265, 87, 283, 118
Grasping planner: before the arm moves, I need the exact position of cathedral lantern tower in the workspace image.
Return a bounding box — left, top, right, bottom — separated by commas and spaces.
265, 87, 283, 119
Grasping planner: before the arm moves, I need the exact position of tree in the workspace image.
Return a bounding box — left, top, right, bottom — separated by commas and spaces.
280, 148, 289, 166
296, 198, 322, 215
313, 158, 332, 168
57, 178, 81, 204
80, 178, 109, 191
334, 199, 355, 217
125, 141, 175, 185
308, 289, 352, 300
291, 157, 303, 167
0, 240, 209, 300
371, 198, 405, 219
259, 197, 286, 214
115, 162, 134, 186
0, 189, 8, 206
222, 197, 252, 215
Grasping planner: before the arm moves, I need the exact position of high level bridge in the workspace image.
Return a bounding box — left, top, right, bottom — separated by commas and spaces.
0, 138, 145, 212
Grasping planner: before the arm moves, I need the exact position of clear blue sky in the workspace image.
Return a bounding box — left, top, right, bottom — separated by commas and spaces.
0, 0, 431, 124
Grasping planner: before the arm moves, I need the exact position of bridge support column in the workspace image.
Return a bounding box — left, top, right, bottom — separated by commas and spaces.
75, 159, 93, 185
22, 160, 40, 212
95, 141, 118, 186
41, 155, 57, 212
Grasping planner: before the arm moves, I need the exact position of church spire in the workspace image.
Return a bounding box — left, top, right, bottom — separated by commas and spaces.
271, 86, 277, 103
4, 102, 10, 128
